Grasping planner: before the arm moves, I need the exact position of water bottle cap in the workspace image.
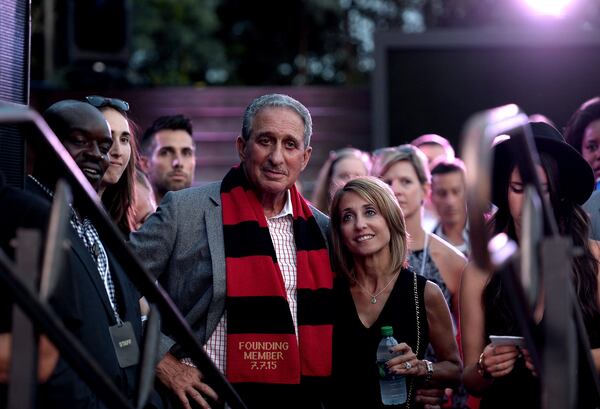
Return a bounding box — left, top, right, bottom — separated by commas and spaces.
381, 326, 393, 336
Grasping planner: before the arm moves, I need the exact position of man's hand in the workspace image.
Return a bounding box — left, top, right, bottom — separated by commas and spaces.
415, 386, 445, 409
156, 352, 219, 409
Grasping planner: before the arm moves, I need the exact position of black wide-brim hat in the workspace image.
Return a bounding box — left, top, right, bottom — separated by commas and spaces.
491, 122, 594, 206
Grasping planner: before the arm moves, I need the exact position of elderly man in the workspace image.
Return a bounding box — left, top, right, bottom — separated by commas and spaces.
130, 94, 333, 409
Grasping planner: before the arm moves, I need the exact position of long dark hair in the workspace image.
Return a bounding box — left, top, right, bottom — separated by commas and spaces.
100, 107, 140, 235
564, 96, 600, 154
486, 152, 600, 342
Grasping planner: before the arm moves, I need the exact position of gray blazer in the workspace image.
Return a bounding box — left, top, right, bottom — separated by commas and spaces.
129, 181, 330, 357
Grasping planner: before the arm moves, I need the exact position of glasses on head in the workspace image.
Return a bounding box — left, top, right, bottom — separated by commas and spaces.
372, 147, 399, 157
85, 95, 130, 112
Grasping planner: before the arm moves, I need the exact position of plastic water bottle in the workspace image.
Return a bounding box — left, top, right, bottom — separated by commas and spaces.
377, 326, 407, 405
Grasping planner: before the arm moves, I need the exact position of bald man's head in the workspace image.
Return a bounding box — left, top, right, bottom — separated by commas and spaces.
43, 100, 113, 191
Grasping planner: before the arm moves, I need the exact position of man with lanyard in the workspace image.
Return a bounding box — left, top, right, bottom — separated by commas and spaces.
130, 94, 334, 409
430, 158, 470, 257
26, 100, 157, 408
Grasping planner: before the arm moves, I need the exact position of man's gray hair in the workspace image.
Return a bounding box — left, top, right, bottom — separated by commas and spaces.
241, 94, 312, 147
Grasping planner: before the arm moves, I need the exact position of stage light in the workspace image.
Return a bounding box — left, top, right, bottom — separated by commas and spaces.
524, 0, 573, 16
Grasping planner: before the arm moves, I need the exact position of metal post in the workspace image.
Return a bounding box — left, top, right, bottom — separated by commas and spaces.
7, 229, 41, 409
541, 237, 577, 409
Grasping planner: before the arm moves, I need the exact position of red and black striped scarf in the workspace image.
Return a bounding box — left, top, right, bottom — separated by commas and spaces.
220, 165, 333, 384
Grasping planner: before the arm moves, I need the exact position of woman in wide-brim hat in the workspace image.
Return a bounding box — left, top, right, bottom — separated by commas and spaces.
461, 122, 600, 409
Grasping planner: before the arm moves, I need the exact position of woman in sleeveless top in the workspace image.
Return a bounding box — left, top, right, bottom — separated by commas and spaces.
461, 122, 600, 409
373, 145, 469, 408
328, 177, 461, 408
372, 145, 466, 320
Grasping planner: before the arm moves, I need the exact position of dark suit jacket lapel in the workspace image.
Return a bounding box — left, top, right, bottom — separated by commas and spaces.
68, 228, 117, 324
106, 247, 141, 335
205, 188, 226, 342
26, 178, 117, 323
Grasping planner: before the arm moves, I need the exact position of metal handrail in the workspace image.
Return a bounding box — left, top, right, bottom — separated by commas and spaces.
0, 248, 134, 409
0, 101, 247, 409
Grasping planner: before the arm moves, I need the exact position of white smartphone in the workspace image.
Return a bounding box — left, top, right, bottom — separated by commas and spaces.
489, 335, 525, 347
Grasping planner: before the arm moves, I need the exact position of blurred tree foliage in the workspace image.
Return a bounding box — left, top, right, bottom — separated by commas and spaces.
215, 0, 351, 85
31, 0, 600, 87
129, 0, 355, 85
130, 0, 226, 85
129, 0, 600, 86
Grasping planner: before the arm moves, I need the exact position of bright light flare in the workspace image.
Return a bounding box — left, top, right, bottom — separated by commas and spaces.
524, 0, 573, 16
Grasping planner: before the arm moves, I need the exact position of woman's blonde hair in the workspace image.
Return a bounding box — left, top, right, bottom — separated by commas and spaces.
330, 177, 408, 282
372, 144, 430, 185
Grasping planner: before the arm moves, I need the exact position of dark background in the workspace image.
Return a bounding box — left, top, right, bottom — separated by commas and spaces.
387, 45, 600, 149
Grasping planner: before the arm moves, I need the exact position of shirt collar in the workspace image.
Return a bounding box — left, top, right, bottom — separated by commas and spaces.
268, 190, 293, 220
434, 218, 470, 242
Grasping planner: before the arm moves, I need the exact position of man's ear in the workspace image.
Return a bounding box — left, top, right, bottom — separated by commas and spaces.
300, 146, 312, 171
236, 135, 246, 162
139, 156, 150, 172
422, 182, 431, 199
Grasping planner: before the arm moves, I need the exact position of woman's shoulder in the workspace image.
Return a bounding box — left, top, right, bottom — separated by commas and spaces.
401, 266, 429, 289
589, 239, 600, 260
423, 279, 449, 309
461, 262, 491, 296
428, 233, 467, 267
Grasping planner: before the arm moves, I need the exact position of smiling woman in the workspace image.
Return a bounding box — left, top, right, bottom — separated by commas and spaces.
327, 176, 461, 409
86, 95, 139, 235
101, 108, 132, 186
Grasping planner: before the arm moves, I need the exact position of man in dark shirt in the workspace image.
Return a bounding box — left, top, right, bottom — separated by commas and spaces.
14, 100, 160, 408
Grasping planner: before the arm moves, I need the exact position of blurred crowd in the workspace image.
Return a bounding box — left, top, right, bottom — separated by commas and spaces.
2, 93, 600, 409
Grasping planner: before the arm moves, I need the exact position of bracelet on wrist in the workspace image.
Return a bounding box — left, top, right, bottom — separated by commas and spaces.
423, 359, 434, 381
477, 352, 492, 379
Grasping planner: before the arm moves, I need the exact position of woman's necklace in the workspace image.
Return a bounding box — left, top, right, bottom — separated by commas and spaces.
353, 270, 400, 304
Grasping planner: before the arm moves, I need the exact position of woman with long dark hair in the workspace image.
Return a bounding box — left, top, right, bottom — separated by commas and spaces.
86, 95, 139, 235
461, 122, 600, 408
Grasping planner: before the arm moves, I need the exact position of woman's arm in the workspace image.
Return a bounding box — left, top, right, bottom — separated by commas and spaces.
387, 281, 461, 387
589, 239, 600, 372
429, 235, 467, 318
591, 349, 600, 372
460, 264, 521, 395
460, 263, 493, 395
423, 280, 462, 387
0, 334, 58, 383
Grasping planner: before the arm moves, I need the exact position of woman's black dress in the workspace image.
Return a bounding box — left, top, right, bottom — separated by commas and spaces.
328, 268, 429, 409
